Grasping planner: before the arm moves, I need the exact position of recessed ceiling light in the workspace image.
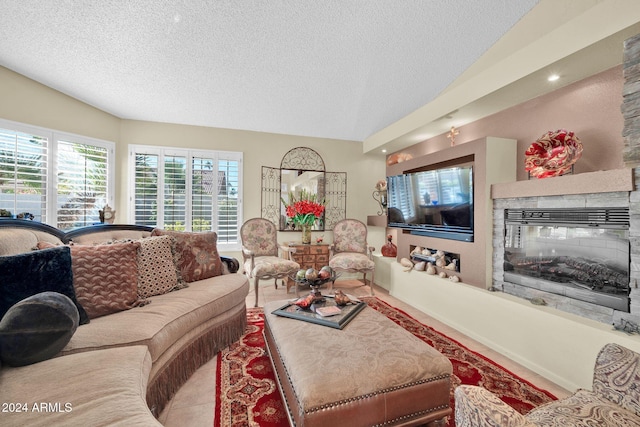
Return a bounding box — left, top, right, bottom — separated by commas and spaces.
548, 74, 560, 82
382, 149, 387, 153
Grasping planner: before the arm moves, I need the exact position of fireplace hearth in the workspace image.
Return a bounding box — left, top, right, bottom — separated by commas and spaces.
503, 208, 630, 312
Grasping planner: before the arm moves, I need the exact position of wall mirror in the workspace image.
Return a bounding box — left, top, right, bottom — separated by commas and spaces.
261, 147, 346, 232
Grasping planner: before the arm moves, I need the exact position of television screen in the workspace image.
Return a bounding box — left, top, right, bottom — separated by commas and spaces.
387, 164, 473, 241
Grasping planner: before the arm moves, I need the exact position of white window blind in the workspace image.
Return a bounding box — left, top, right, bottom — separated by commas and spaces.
130, 146, 242, 248
163, 154, 187, 228
56, 140, 109, 229
388, 174, 416, 222
0, 119, 114, 228
0, 128, 49, 221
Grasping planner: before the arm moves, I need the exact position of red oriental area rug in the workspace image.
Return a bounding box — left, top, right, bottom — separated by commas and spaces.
214, 298, 556, 426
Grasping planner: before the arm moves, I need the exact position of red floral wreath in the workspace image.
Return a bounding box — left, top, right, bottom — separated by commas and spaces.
525, 129, 583, 179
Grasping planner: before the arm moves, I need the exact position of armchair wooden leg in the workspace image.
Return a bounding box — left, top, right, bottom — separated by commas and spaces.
254, 278, 260, 307
369, 271, 375, 296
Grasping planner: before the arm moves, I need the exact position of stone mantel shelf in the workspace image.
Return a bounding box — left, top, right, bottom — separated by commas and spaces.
491, 168, 633, 199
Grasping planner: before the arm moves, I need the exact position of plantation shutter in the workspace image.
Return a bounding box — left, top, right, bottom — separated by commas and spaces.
134, 153, 159, 227
388, 174, 416, 221
192, 156, 215, 232
56, 140, 109, 229
163, 154, 187, 229
130, 146, 242, 247
0, 127, 48, 222
216, 156, 240, 244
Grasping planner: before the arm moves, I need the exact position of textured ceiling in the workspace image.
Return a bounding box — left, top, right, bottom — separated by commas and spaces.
0, 0, 538, 142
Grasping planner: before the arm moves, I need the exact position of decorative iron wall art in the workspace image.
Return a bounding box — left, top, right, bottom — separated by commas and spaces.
261, 147, 347, 232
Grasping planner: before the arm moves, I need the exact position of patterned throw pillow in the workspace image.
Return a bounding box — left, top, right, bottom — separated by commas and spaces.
136, 235, 183, 298
150, 229, 223, 283
38, 241, 149, 319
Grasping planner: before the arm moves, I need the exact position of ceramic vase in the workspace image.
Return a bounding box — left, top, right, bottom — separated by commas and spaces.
381, 235, 397, 257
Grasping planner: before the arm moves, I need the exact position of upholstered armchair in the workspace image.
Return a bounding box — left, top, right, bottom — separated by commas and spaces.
455, 342, 640, 427
328, 218, 375, 296
240, 218, 300, 307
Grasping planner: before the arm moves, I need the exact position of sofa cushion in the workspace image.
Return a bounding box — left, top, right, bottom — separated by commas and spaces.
0, 291, 79, 366
59, 273, 249, 363
38, 241, 149, 319
151, 229, 223, 282
136, 235, 182, 298
0, 246, 89, 324
0, 345, 161, 426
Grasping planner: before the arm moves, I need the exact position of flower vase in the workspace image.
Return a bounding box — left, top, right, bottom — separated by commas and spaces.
381, 235, 397, 257
301, 224, 312, 244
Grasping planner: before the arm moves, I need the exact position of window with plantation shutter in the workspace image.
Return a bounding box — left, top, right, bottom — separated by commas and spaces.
0, 119, 114, 228
56, 140, 109, 229
134, 153, 159, 227
0, 127, 48, 221
130, 146, 242, 249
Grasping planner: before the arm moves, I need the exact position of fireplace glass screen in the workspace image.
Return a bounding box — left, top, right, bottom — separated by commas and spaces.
503, 208, 630, 312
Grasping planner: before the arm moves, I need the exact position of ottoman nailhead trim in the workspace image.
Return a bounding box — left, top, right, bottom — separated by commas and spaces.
307, 374, 451, 414
372, 404, 450, 427
263, 334, 299, 426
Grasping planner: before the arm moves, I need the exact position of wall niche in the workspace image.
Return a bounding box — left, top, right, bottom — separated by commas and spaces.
386, 137, 516, 289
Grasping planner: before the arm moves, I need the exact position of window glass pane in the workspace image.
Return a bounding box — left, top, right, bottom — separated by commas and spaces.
0, 128, 48, 221
218, 158, 239, 243
163, 155, 186, 230
191, 156, 215, 232
56, 140, 108, 229
134, 154, 159, 227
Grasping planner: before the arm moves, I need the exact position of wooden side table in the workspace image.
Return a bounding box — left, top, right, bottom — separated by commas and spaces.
281, 242, 331, 295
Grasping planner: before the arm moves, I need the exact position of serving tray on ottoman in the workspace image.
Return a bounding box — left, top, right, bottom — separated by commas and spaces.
263, 300, 453, 427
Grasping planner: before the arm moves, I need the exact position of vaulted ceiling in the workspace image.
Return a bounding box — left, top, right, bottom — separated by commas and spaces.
1, 1, 639, 154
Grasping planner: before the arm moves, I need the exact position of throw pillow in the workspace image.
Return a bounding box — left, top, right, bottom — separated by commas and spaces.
38, 241, 149, 319
0, 246, 89, 325
136, 235, 183, 298
0, 291, 79, 366
150, 229, 223, 282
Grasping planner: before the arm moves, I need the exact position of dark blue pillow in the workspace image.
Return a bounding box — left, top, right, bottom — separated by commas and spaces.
0, 246, 89, 325
0, 291, 79, 366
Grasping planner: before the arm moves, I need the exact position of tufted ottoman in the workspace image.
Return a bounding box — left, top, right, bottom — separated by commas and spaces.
263, 300, 452, 427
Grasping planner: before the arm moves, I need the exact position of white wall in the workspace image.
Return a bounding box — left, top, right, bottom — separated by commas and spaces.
388, 261, 640, 392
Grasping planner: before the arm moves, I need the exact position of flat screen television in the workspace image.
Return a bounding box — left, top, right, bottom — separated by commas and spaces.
387, 163, 474, 242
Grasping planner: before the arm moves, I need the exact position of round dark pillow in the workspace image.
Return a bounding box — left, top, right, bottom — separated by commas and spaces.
0, 291, 79, 366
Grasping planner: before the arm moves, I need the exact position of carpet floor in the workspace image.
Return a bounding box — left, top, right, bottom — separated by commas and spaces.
215, 297, 557, 426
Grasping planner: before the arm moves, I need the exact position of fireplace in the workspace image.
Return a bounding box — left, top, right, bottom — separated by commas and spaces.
503, 208, 630, 312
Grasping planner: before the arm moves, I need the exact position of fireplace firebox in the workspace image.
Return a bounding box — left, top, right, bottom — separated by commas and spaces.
503, 208, 630, 312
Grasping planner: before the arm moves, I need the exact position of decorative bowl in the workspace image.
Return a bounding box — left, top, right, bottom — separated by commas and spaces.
525, 130, 583, 178
290, 272, 338, 289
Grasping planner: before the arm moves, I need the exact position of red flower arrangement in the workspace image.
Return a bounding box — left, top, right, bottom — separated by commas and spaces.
282, 190, 325, 228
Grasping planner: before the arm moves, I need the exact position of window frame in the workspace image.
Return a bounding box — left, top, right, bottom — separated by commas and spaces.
0, 118, 115, 228
128, 144, 243, 250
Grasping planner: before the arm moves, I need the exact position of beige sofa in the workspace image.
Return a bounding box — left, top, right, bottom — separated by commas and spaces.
0, 220, 249, 426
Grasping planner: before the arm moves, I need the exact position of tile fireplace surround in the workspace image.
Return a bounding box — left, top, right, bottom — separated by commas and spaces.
492, 168, 640, 326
